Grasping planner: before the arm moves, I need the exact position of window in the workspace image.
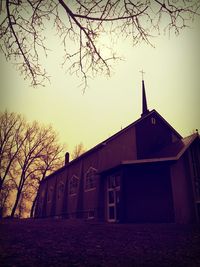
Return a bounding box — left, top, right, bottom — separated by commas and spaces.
108, 175, 120, 189
151, 117, 156, 125
69, 175, 79, 195
85, 167, 97, 191
47, 186, 54, 203
57, 182, 65, 199
108, 191, 114, 204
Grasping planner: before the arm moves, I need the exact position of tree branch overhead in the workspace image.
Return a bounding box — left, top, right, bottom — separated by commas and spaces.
0, 0, 199, 89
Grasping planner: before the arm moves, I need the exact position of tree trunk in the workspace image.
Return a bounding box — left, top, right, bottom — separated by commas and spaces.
30, 193, 38, 218
0, 178, 3, 193
10, 189, 21, 218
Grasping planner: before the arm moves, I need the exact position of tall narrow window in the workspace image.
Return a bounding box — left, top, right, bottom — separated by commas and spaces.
69, 175, 79, 195
85, 167, 97, 191
151, 117, 156, 125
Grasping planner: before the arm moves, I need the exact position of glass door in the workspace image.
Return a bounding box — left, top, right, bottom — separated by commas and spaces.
107, 175, 120, 222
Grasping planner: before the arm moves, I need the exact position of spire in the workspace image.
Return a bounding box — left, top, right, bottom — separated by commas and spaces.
141, 79, 149, 117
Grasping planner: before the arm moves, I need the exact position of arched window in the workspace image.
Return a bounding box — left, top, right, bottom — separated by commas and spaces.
85, 167, 97, 191
69, 175, 79, 195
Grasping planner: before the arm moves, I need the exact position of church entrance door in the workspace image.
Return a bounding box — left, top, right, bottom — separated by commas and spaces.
107, 175, 120, 222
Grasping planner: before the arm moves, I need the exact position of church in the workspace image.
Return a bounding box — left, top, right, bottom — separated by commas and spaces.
35, 80, 200, 223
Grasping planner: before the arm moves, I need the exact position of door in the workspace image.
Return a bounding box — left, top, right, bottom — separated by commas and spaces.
107, 175, 120, 222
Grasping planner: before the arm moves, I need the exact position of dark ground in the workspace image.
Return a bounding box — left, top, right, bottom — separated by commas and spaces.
0, 219, 200, 267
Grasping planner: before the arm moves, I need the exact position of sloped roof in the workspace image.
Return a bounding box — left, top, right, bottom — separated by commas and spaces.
122, 133, 199, 165
98, 133, 199, 174
41, 109, 183, 181
64, 109, 182, 165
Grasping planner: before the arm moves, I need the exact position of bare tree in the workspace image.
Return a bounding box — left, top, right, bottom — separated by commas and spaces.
0, 111, 27, 216
0, 110, 65, 218
30, 135, 64, 217
0, 0, 199, 89
0, 179, 15, 217
71, 142, 86, 159
9, 121, 64, 218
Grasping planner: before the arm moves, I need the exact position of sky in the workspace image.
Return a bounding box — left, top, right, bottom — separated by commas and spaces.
1, 11, 200, 155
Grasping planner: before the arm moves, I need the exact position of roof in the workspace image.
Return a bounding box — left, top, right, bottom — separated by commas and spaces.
100, 133, 199, 173
65, 109, 181, 165
122, 133, 199, 164
41, 109, 184, 182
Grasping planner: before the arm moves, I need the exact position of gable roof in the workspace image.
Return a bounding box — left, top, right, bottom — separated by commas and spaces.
41, 109, 183, 182
66, 109, 182, 164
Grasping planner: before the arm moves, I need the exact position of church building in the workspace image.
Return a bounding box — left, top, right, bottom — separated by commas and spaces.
35, 81, 200, 223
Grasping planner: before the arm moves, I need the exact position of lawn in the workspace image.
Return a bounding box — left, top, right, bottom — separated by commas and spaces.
0, 219, 200, 267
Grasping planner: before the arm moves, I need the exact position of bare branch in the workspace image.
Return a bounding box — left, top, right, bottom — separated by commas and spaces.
0, 0, 199, 89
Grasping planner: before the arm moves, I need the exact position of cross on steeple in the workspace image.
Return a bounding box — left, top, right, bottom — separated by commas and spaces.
140, 69, 145, 80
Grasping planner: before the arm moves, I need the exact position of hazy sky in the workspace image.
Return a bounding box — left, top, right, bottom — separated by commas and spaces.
1, 13, 200, 155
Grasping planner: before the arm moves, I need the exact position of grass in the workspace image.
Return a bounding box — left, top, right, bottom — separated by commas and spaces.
0, 219, 200, 267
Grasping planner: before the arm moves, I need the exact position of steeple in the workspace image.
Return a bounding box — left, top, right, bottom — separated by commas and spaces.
141, 79, 149, 117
